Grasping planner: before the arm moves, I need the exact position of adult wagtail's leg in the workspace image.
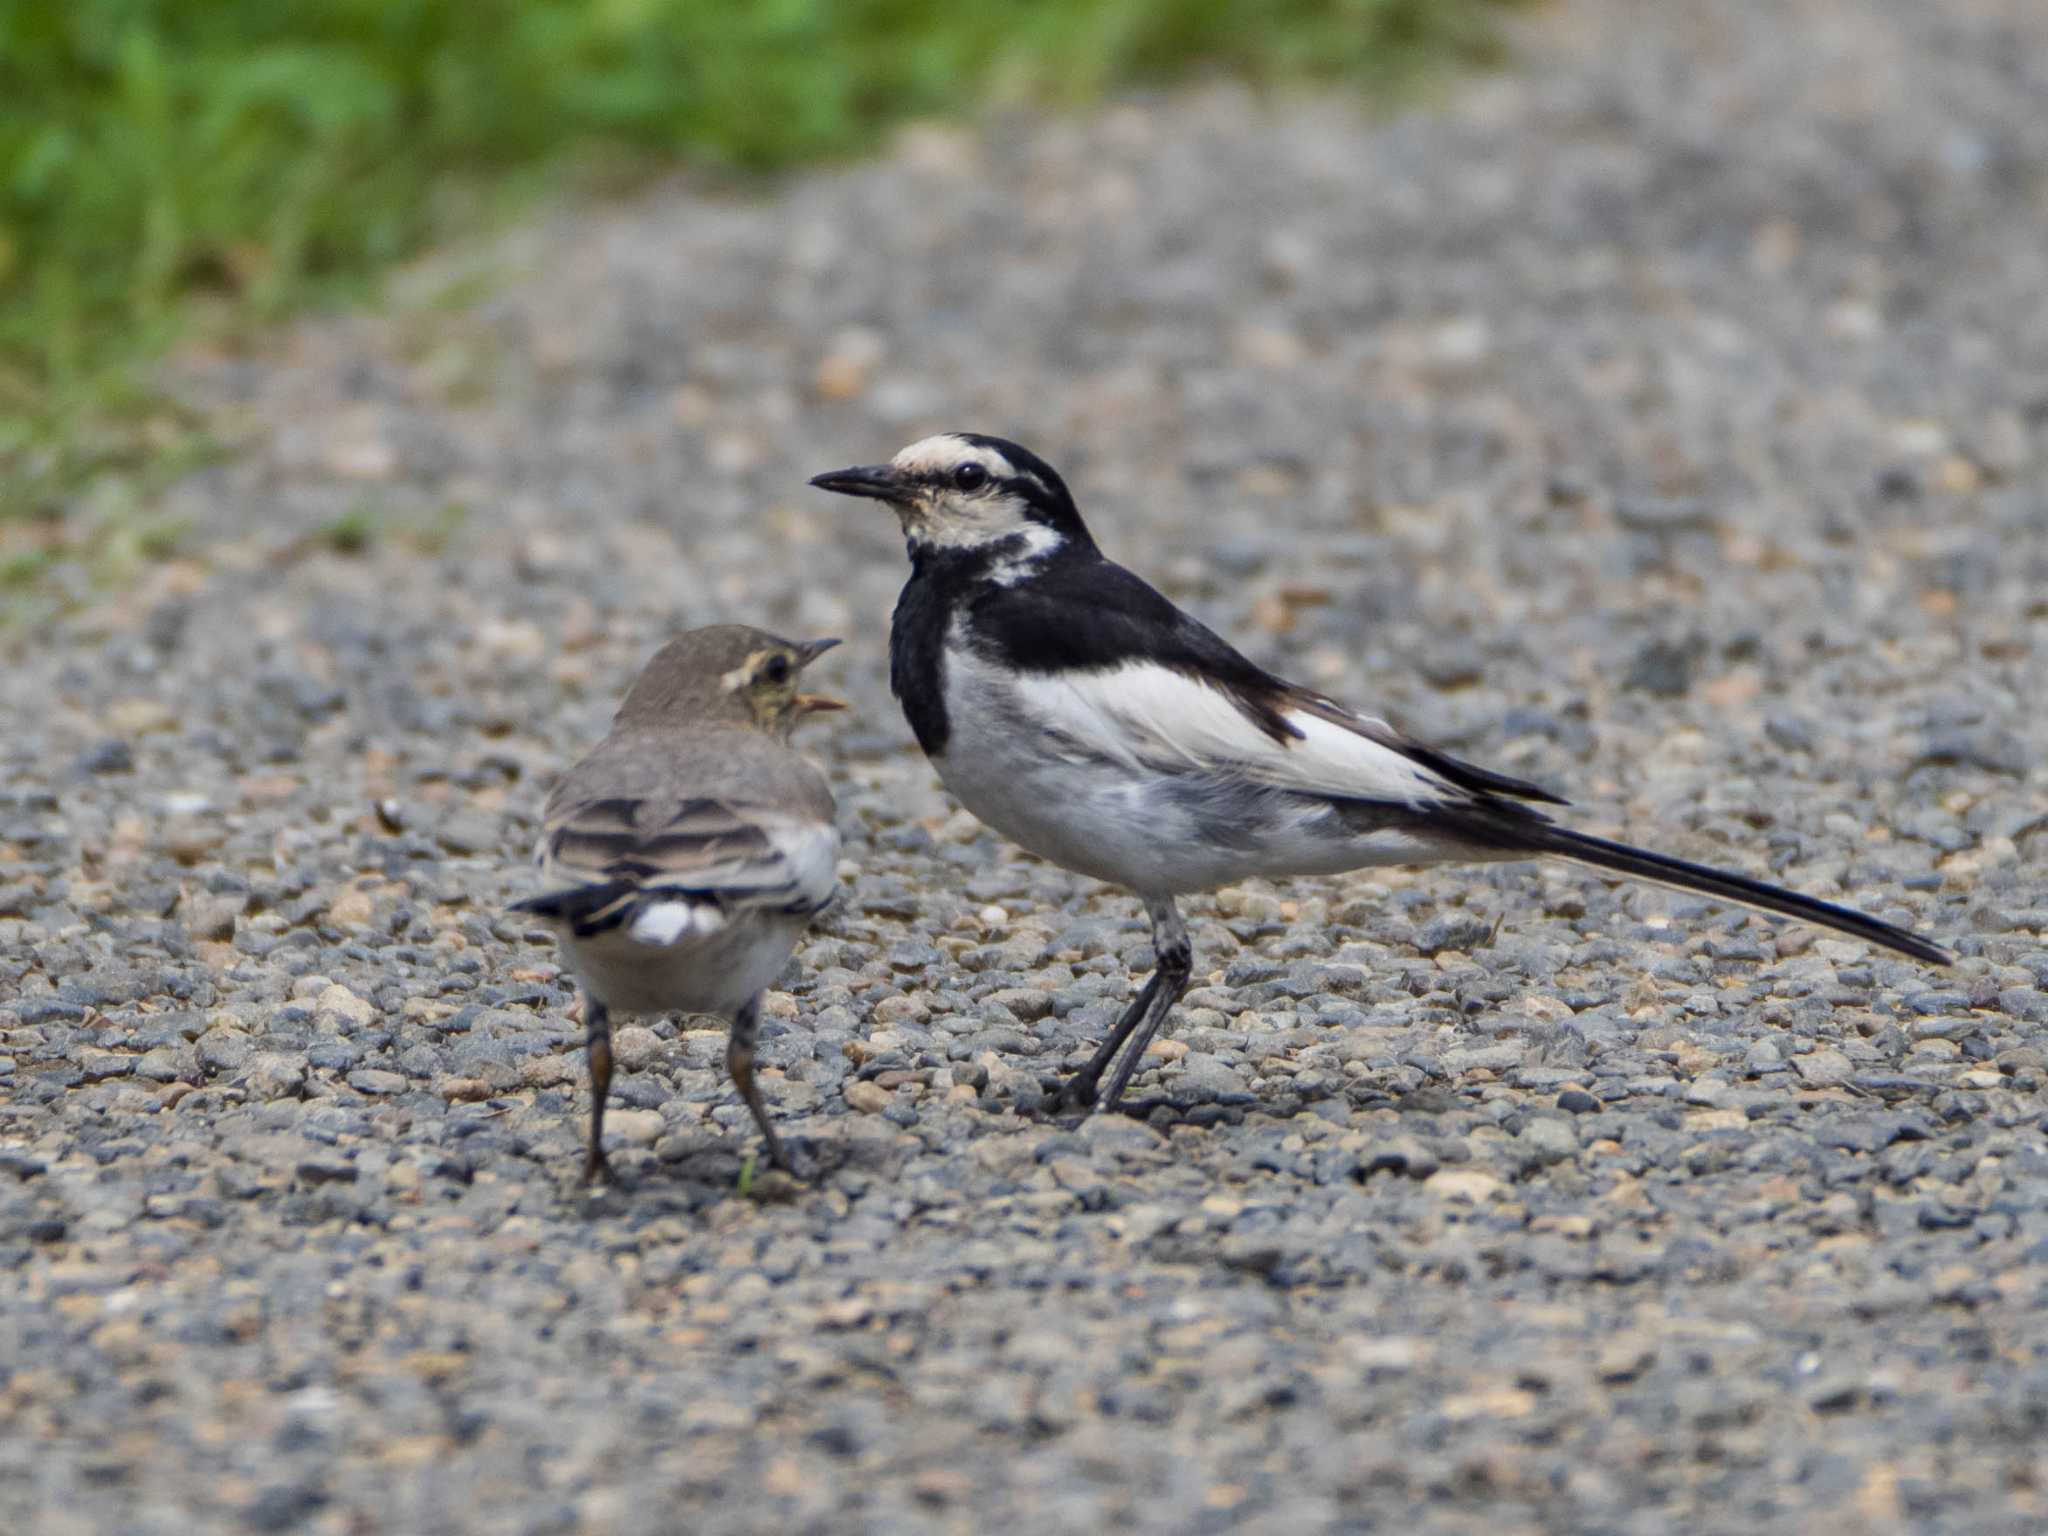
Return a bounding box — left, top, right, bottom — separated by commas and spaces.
1062, 897, 1192, 1114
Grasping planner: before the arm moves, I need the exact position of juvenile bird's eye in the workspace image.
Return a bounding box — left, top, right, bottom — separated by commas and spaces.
762, 655, 791, 685
952, 463, 989, 492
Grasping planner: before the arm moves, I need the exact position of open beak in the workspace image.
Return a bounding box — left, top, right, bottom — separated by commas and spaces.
808, 465, 904, 503
795, 636, 846, 714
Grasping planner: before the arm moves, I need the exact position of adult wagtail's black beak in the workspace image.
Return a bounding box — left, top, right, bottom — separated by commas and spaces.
809, 465, 904, 503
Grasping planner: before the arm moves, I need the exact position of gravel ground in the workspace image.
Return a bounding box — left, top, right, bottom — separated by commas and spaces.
6, 0, 2048, 1530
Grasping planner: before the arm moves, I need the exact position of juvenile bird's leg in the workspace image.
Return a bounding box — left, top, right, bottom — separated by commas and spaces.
1056, 897, 1192, 1114
726, 997, 791, 1173
582, 994, 615, 1185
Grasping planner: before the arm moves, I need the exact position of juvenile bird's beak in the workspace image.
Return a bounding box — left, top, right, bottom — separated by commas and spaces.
795, 636, 846, 714
809, 465, 904, 503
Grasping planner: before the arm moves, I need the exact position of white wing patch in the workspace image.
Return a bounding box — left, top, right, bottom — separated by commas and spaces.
1010, 663, 1453, 805
532, 794, 841, 945
628, 900, 726, 946
765, 816, 842, 913
617, 814, 838, 913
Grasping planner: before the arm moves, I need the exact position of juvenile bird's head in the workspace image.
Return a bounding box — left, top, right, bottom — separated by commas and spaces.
810, 433, 1093, 570
616, 625, 845, 740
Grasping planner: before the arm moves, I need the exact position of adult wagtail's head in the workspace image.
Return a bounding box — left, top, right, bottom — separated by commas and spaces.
615, 624, 844, 742
810, 432, 1096, 565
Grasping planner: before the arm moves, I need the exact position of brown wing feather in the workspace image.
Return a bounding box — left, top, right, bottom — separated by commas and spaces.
541, 795, 774, 886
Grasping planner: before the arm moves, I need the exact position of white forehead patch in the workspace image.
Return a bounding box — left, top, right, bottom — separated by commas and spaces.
890, 434, 1016, 482
884, 433, 1064, 570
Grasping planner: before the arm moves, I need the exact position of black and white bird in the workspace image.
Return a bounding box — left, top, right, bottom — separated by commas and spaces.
811, 433, 1950, 1114
511, 625, 844, 1182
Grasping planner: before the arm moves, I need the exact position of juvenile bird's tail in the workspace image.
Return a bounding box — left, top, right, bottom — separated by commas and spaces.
510, 883, 727, 944
1522, 824, 1951, 966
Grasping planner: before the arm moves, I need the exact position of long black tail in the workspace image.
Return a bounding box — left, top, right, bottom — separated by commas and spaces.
1525, 824, 1950, 966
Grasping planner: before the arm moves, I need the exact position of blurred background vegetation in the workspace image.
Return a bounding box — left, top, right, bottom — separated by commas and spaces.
0, 0, 1519, 548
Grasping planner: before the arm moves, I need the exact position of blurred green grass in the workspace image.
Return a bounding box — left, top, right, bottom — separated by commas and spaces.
1, 0, 1520, 532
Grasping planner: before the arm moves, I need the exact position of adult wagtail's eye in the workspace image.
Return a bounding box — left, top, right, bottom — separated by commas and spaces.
762, 655, 791, 684
952, 463, 989, 492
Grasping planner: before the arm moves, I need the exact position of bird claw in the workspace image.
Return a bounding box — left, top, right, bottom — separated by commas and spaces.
765, 1135, 820, 1184
1044, 1075, 1101, 1116
769, 1152, 812, 1185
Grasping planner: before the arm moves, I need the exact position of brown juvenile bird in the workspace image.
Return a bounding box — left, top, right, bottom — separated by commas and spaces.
512, 625, 844, 1182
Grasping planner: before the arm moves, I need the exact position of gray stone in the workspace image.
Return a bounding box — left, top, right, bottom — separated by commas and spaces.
1518, 1117, 1580, 1166
1793, 1049, 1854, 1087
242, 1053, 306, 1099
1170, 1053, 1248, 1101
1414, 913, 1492, 956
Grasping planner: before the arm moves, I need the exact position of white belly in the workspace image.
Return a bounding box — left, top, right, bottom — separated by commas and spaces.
562, 910, 806, 1019
935, 650, 1450, 896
